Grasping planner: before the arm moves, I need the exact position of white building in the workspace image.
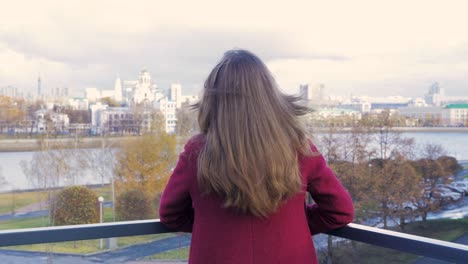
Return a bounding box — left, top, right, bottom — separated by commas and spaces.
154, 97, 177, 133
181, 95, 199, 105
34, 109, 70, 134
90, 104, 156, 135
114, 77, 123, 102
68, 98, 89, 110
299, 83, 325, 101
170, 83, 183, 108
442, 104, 468, 126
313, 107, 362, 120
398, 106, 443, 125
85, 87, 101, 103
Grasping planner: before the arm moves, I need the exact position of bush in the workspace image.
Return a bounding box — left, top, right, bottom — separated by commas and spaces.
116, 189, 154, 221
52, 186, 99, 226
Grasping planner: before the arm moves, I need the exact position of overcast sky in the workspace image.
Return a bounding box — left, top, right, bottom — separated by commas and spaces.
1, 0, 468, 98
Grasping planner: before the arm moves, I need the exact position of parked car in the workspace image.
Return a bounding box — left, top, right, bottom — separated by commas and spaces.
433, 185, 463, 202
448, 181, 468, 195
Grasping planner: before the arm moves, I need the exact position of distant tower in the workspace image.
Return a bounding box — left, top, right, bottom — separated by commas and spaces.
424, 82, 445, 106
170, 83, 182, 108
299, 83, 325, 101
299, 84, 310, 100
138, 69, 151, 87
37, 74, 42, 98
114, 77, 122, 102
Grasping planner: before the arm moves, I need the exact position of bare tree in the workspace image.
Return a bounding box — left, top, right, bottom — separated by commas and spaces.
20, 136, 79, 225
82, 136, 117, 220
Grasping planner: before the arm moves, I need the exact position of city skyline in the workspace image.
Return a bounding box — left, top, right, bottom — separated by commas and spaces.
1, 0, 468, 98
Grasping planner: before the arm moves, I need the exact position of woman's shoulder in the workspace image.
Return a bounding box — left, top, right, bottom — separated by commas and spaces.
181, 134, 206, 159
298, 141, 325, 168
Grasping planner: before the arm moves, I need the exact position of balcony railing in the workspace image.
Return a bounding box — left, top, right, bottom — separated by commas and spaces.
0, 220, 467, 263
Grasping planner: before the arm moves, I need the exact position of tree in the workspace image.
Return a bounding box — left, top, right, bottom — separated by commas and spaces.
0, 165, 5, 187
410, 143, 452, 221
20, 137, 85, 225
51, 186, 99, 226
114, 132, 177, 197
64, 109, 91, 123
116, 189, 154, 221
176, 104, 198, 142
82, 137, 117, 219
367, 111, 420, 228
0, 96, 26, 134
436, 156, 462, 177
100, 97, 120, 107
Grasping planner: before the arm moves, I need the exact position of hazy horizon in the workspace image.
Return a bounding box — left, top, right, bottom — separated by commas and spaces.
1, 0, 468, 98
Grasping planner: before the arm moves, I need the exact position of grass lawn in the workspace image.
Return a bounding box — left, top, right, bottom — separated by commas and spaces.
146, 247, 190, 260
0, 216, 49, 229
0, 210, 173, 254
0, 191, 47, 215
0, 185, 112, 216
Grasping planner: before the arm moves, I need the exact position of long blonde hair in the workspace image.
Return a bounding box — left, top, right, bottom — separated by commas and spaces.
196, 50, 312, 217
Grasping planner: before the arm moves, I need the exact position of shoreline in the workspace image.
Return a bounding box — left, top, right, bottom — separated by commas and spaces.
1, 127, 467, 152
313, 126, 468, 133
0, 137, 130, 152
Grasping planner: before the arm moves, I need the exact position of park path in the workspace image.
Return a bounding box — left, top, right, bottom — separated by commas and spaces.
15, 200, 48, 214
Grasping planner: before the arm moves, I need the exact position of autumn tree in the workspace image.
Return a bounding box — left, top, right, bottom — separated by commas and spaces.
100, 97, 120, 107
176, 104, 198, 143
436, 156, 462, 176
0, 96, 26, 133
367, 111, 420, 228
116, 189, 154, 221
409, 144, 455, 221
51, 186, 99, 226
64, 109, 91, 123
114, 132, 177, 197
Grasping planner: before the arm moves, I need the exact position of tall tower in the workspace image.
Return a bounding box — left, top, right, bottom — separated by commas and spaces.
114, 77, 122, 102
37, 74, 42, 99
170, 83, 182, 108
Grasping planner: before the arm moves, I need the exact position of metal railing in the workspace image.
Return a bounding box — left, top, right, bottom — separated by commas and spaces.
0, 220, 467, 263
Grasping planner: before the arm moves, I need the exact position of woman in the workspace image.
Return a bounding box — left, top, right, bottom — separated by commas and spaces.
159, 49, 354, 264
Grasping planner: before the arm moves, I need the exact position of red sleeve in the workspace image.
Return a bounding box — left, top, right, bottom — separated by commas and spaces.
159, 142, 196, 233
304, 145, 354, 235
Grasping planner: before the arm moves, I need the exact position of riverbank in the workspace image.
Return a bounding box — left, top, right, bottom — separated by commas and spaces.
0, 137, 132, 152
313, 126, 468, 133
1, 127, 468, 152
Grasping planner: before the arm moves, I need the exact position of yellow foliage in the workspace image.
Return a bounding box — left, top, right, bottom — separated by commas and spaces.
114, 132, 177, 198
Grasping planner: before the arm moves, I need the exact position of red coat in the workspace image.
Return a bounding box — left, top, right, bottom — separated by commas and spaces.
159, 136, 354, 264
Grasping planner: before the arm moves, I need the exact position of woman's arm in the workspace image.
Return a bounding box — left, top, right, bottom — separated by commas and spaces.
159, 145, 195, 233
304, 146, 354, 235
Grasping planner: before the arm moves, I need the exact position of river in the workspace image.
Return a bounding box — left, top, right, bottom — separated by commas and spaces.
1, 132, 467, 192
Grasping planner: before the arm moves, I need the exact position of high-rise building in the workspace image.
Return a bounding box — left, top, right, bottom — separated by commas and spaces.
424, 82, 445, 106
114, 77, 122, 102
170, 83, 182, 108
299, 83, 325, 101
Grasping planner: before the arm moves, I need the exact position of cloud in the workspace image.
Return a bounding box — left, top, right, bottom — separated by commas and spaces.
1, 0, 468, 97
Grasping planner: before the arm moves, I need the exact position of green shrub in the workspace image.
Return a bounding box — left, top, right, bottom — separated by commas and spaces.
52, 186, 99, 226
116, 189, 154, 221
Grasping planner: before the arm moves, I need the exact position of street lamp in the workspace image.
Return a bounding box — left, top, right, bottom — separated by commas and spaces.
98, 196, 104, 249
